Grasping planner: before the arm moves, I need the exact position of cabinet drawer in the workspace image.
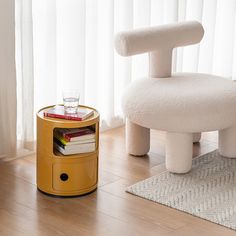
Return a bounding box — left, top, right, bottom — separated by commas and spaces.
52, 157, 98, 192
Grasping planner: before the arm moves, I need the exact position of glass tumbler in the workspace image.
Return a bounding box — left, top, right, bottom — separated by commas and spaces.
62, 89, 80, 113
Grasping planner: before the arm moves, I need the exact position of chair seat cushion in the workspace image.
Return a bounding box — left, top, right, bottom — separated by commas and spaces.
122, 73, 236, 132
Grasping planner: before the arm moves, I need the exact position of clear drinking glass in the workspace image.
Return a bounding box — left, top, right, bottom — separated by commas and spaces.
63, 89, 80, 113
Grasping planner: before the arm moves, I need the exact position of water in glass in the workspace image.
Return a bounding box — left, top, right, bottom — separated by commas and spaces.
63, 97, 79, 113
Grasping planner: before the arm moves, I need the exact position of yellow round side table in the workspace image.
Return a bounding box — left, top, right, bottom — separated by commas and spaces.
36, 105, 99, 197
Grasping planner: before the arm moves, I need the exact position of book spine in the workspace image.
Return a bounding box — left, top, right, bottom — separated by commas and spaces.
64, 143, 95, 152
64, 116, 82, 121
54, 133, 67, 145
65, 130, 94, 140
66, 138, 95, 146
54, 138, 66, 149
54, 142, 95, 155
70, 134, 95, 142
44, 113, 82, 121
53, 142, 66, 155
44, 113, 65, 120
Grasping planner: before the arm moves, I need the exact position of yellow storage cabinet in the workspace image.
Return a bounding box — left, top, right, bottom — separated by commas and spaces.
36, 105, 99, 197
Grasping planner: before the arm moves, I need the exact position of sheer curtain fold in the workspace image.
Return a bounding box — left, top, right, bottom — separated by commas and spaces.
198, 0, 217, 74
33, 0, 57, 110
213, 0, 236, 77
57, 0, 86, 103
16, 0, 34, 150
11, 0, 236, 158
0, 0, 17, 159
84, 0, 98, 108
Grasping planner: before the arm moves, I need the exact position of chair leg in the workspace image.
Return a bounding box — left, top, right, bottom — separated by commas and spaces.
166, 132, 193, 173
193, 132, 201, 143
126, 119, 150, 156
219, 126, 236, 157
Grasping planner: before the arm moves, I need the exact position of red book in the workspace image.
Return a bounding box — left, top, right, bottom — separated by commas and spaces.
44, 105, 94, 121
55, 128, 95, 142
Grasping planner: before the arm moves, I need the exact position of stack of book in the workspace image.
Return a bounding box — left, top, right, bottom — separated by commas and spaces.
53, 127, 96, 155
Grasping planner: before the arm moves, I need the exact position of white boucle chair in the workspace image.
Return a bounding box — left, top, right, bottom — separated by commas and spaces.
114, 21, 236, 174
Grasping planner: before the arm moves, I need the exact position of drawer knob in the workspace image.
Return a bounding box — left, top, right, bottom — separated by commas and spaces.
60, 173, 69, 181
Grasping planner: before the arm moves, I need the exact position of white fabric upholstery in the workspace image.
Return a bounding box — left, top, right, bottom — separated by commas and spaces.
115, 21, 204, 78
122, 73, 236, 132
115, 21, 236, 173
115, 21, 204, 57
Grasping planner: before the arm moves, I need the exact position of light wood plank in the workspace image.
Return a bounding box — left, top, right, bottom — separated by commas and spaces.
0, 127, 234, 235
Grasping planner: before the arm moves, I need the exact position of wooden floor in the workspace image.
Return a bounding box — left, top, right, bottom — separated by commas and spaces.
0, 127, 236, 236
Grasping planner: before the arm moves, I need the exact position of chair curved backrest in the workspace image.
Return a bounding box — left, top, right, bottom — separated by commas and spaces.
115, 21, 204, 78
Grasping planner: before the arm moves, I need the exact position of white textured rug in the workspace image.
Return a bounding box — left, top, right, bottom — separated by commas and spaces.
126, 150, 236, 230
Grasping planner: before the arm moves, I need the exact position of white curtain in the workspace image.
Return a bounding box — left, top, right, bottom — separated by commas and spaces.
3, 0, 236, 159
0, 0, 17, 160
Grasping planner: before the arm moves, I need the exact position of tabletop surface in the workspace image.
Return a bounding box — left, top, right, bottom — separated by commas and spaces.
37, 105, 99, 124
